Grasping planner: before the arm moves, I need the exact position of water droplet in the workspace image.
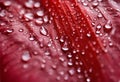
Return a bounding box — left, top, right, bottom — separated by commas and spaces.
68, 61, 73, 66
77, 68, 81, 73
29, 35, 35, 41
68, 69, 75, 75
4, 1, 11, 6
86, 33, 91, 37
44, 50, 50, 56
25, 0, 34, 8
86, 78, 91, 82
41, 63, 45, 69
36, 10, 44, 16
24, 13, 34, 20
22, 51, 31, 62
81, 51, 85, 55
62, 42, 69, 51
60, 36, 64, 43
19, 28, 24, 32
97, 13, 103, 18
59, 71, 64, 76
0, 10, 6, 17
35, 18, 43, 25
43, 15, 49, 23
56, 76, 61, 80
6, 29, 14, 33
23, 64, 29, 69
67, 53, 72, 58
92, 1, 99, 7
64, 74, 69, 80
40, 26, 48, 36
34, 2, 40, 8
104, 21, 112, 33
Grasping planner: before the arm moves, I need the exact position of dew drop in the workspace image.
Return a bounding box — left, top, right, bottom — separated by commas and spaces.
44, 50, 50, 56
62, 42, 69, 51
25, 0, 34, 8
43, 15, 49, 23
64, 74, 69, 80
41, 63, 45, 69
22, 51, 31, 62
36, 10, 44, 17
81, 51, 85, 55
34, 2, 40, 8
92, 1, 99, 7
97, 13, 103, 18
24, 13, 34, 20
68, 61, 73, 66
6, 29, 14, 33
104, 21, 112, 33
29, 35, 35, 41
77, 68, 81, 73
35, 18, 43, 25
0, 10, 6, 17
40, 26, 48, 36
86, 33, 91, 37
4, 1, 11, 6
19, 28, 24, 32
67, 53, 72, 58
86, 78, 91, 82
68, 69, 75, 76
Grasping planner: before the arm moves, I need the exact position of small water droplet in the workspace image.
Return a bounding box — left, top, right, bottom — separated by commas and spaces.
68, 69, 75, 75
41, 63, 45, 69
35, 18, 43, 25
86, 33, 91, 37
0, 10, 6, 17
67, 53, 72, 58
60, 36, 64, 43
43, 15, 49, 23
97, 13, 103, 18
86, 78, 91, 82
81, 51, 85, 55
62, 42, 69, 51
29, 35, 35, 41
44, 50, 50, 56
92, 1, 99, 7
64, 74, 69, 80
22, 51, 31, 62
40, 26, 48, 36
36, 10, 44, 16
68, 61, 73, 66
77, 68, 81, 73
19, 28, 24, 32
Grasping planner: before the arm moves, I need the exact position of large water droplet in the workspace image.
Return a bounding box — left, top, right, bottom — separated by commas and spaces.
25, 0, 34, 8
22, 51, 31, 62
4, 1, 11, 6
